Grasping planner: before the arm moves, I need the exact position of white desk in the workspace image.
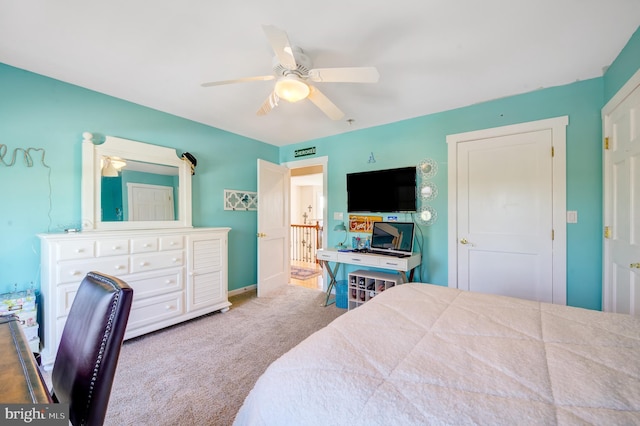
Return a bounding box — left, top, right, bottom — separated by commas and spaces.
316, 248, 421, 306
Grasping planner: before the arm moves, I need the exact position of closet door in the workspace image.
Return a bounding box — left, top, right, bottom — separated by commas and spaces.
603, 73, 640, 316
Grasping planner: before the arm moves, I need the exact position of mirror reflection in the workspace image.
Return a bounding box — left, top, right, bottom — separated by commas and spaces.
417, 158, 438, 179
100, 156, 179, 222
420, 182, 438, 200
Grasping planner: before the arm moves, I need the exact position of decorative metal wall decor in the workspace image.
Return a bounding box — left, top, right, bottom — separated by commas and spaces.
416, 159, 438, 226
224, 189, 257, 211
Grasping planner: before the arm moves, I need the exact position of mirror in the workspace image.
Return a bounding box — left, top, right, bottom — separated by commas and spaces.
82, 133, 192, 231
420, 182, 438, 200
417, 206, 437, 226
417, 158, 438, 178
100, 158, 179, 222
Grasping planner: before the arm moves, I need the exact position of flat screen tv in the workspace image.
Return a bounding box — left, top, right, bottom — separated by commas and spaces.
346, 166, 417, 213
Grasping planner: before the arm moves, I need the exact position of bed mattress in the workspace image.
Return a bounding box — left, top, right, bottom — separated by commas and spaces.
234, 283, 640, 425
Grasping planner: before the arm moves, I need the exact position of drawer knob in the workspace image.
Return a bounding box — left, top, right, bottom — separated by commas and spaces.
75, 249, 84, 253
70, 270, 81, 276
112, 246, 121, 250
115, 265, 125, 270
170, 241, 176, 246
143, 243, 151, 248
140, 262, 149, 267
165, 305, 175, 311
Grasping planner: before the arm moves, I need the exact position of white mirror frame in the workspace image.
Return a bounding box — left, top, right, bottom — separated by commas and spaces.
81, 132, 192, 231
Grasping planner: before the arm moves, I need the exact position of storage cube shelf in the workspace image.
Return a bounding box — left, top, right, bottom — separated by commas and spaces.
348, 270, 400, 310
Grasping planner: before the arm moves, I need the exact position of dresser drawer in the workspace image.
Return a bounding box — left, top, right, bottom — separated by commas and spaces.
128, 292, 184, 331
159, 235, 184, 251
96, 238, 130, 257
338, 253, 380, 267
56, 240, 95, 261
378, 257, 409, 270
130, 251, 184, 273
316, 250, 338, 262
130, 237, 158, 253
125, 268, 184, 300
56, 257, 129, 284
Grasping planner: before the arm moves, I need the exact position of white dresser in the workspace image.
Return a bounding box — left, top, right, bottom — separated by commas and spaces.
38, 227, 231, 367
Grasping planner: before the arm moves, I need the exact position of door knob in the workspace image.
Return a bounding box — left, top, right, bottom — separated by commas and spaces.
630, 262, 640, 269
256, 232, 267, 238
460, 238, 474, 246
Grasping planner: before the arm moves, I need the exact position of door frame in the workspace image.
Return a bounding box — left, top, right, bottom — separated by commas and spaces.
447, 116, 568, 304
283, 156, 329, 289
601, 67, 640, 312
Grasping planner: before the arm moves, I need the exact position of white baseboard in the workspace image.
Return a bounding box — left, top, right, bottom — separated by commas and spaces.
229, 284, 257, 297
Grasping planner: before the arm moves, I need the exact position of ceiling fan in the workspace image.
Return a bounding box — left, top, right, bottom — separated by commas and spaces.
201, 25, 380, 120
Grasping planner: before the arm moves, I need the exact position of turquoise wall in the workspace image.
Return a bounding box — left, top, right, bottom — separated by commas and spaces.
1, 25, 638, 309
280, 25, 640, 311
0, 63, 278, 294
282, 79, 604, 310
604, 26, 640, 103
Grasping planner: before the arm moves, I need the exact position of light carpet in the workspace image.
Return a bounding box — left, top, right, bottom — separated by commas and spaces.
104, 284, 344, 426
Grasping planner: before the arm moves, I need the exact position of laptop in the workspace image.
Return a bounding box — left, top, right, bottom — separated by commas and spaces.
369, 221, 415, 257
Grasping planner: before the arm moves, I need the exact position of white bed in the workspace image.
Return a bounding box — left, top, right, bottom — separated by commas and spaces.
234, 283, 640, 425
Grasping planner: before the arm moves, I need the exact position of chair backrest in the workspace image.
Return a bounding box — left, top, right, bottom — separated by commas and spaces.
51, 271, 133, 426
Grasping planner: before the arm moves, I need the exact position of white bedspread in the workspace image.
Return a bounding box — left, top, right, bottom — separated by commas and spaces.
234, 284, 640, 425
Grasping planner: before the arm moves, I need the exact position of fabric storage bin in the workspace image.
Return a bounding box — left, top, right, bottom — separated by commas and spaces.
0, 290, 36, 314
336, 280, 348, 309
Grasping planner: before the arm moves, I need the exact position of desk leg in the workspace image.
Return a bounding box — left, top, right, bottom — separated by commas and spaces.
321, 260, 340, 307
399, 268, 416, 284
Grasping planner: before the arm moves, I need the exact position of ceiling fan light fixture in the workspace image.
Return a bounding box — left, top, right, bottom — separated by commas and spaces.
274, 76, 310, 103
102, 159, 118, 177
110, 158, 127, 170
101, 157, 127, 177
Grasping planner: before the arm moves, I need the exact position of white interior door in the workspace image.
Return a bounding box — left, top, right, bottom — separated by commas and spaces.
603, 70, 640, 316
127, 183, 174, 221
448, 117, 567, 304
257, 159, 290, 297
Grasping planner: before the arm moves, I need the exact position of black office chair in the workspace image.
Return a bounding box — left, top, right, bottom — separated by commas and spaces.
51, 271, 133, 426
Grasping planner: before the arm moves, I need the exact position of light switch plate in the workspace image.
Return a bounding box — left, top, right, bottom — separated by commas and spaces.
333, 212, 343, 220
567, 211, 578, 223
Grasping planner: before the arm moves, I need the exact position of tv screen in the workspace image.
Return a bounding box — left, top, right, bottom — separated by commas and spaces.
346, 166, 417, 213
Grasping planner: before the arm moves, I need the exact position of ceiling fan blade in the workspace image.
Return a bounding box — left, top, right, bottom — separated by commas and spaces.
262, 25, 297, 70
308, 67, 379, 83
256, 91, 280, 116
307, 86, 344, 120
201, 75, 275, 87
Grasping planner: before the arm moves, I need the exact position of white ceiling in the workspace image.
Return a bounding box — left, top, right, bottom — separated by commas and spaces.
1, 1, 639, 147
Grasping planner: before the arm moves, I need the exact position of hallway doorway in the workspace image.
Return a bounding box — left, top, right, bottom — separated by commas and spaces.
287, 161, 326, 291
